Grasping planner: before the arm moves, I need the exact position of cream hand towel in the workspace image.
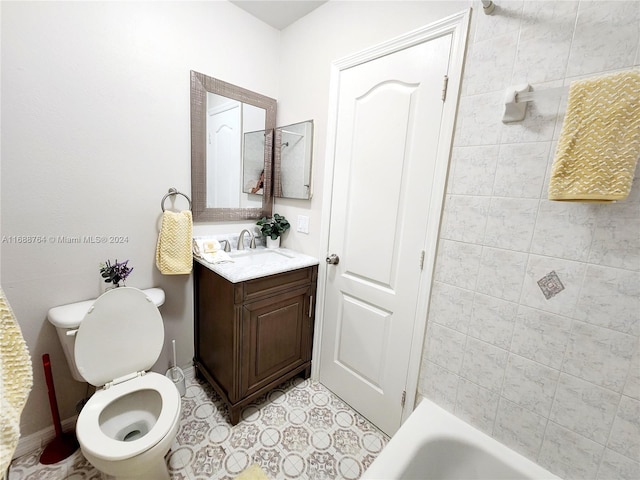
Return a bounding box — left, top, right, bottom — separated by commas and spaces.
156, 210, 193, 274
192, 238, 221, 257
549, 70, 640, 202
0, 287, 33, 472
192, 238, 233, 265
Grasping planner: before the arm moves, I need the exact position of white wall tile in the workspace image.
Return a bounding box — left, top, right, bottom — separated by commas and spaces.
520, 254, 586, 316
566, 1, 640, 78
484, 197, 538, 251
493, 398, 547, 461
460, 337, 508, 392
502, 353, 559, 417
419, 360, 459, 411
441, 195, 490, 244
424, 322, 467, 374
434, 240, 482, 290
589, 200, 640, 272
597, 448, 640, 480
453, 91, 504, 147
511, 306, 572, 370
467, 293, 517, 349
623, 339, 640, 401
539, 422, 604, 480
462, 32, 519, 96
574, 265, 640, 336
449, 145, 499, 196
549, 373, 620, 445
476, 247, 528, 302
562, 321, 636, 392
511, 1, 578, 85
530, 200, 598, 262
419, 2, 640, 478
493, 142, 549, 198
472, 0, 523, 43
455, 378, 499, 435
608, 395, 640, 460
427, 281, 473, 334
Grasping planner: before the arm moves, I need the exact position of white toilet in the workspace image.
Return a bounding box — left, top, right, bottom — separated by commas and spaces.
47, 287, 181, 480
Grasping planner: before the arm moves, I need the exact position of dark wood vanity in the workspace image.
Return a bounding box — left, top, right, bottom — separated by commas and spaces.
193, 260, 318, 424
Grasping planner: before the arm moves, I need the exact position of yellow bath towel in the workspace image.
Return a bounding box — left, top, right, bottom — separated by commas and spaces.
0, 287, 33, 472
549, 70, 640, 202
156, 210, 193, 274
235, 464, 270, 480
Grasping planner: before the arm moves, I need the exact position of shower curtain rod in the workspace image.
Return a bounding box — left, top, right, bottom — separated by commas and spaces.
481, 0, 495, 14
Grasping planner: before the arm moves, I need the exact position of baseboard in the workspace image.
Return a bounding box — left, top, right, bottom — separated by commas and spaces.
14, 366, 196, 461
13, 415, 77, 460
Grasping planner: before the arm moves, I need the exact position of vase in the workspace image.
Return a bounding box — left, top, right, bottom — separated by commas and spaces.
104, 282, 123, 293
266, 237, 280, 249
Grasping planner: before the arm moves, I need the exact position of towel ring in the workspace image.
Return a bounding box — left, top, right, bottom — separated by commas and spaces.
161, 188, 192, 212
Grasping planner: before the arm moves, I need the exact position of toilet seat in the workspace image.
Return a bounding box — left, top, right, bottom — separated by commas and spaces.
76, 372, 181, 461
74, 287, 164, 387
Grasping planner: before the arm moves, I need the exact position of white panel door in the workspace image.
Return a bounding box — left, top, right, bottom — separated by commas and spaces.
320, 33, 451, 436
207, 104, 241, 208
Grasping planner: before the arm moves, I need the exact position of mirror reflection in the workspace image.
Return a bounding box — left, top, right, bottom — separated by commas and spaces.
274, 120, 314, 200
206, 94, 265, 208
191, 70, 276, 222
242, 130, 266, 196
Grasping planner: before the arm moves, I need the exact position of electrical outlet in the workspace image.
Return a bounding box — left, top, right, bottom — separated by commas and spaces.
297, 215, 310, 234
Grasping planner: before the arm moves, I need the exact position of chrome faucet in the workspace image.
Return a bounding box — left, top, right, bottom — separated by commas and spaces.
237, 229, 256, 250
219, 239, 231, 252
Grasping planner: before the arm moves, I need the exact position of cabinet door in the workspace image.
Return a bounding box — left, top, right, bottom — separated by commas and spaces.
241, 286, 310, 398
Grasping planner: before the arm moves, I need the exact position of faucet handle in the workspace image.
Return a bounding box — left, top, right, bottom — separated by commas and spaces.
250, 236, 256, 249
220, 239, 231, 252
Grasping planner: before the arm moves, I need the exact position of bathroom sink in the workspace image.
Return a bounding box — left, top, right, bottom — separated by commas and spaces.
229, 248, 295, 265
195, 246, 319, 283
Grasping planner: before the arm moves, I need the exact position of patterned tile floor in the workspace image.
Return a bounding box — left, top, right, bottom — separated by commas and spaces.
9, 376, 389, 479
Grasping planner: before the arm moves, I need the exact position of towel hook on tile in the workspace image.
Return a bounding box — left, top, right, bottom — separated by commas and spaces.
161, 188, 192, 212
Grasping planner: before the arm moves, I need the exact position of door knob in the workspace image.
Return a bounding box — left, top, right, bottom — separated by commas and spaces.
326, 254, 340, 265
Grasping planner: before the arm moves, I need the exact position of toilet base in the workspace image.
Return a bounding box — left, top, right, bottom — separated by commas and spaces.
80, 413, 178, 480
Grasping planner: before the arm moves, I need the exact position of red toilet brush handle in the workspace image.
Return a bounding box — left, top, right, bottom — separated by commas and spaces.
42, 353, 62, 438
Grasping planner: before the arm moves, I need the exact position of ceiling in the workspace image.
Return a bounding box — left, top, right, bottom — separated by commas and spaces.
229, 0, 328, 30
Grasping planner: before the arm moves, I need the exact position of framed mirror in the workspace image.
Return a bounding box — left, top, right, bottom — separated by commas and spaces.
190, 70, 276, 222
274, 120, 314, 200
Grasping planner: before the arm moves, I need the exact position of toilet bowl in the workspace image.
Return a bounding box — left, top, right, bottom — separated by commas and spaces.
69, 287, 181, 480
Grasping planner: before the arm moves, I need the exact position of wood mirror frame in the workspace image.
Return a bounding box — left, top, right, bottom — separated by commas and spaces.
190, 70, 276, 222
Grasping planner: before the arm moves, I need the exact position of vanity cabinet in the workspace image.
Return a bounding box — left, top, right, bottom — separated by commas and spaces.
193, 261, 318, 424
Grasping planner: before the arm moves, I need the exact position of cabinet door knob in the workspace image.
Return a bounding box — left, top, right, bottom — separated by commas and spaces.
326, 254, 340, 265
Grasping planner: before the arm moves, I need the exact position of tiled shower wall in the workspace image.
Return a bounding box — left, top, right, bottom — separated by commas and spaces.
418, 2, 640, 479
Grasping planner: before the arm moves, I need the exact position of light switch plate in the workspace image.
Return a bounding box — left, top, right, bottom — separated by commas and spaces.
297, 215, 310, 234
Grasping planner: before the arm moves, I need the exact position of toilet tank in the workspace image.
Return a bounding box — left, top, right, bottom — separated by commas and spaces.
47, 288, 165, 382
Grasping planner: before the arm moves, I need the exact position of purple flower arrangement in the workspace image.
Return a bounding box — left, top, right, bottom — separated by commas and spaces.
99, 259, 133, 287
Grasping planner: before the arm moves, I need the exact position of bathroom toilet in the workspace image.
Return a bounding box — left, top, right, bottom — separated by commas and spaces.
49, 287, 181, 480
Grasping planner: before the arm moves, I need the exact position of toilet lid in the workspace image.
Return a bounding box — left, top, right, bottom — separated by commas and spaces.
75, 287, 164, 387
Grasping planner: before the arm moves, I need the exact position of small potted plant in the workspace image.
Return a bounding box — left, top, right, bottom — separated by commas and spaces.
99, 259, 133, 290
257, 214, 290, 249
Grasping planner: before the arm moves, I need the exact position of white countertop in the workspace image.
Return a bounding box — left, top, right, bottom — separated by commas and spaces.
194, 247, 319, 283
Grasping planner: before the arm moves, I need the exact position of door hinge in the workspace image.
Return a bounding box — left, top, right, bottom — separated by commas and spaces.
441, 75, 449, 102
419, 250, 425, 270
401, 390, 406, 408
